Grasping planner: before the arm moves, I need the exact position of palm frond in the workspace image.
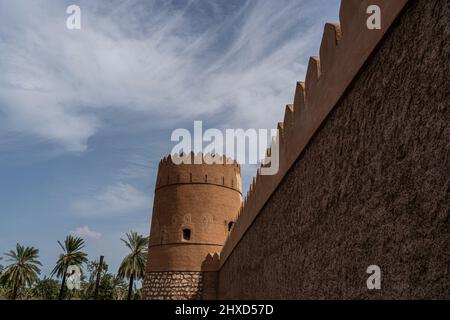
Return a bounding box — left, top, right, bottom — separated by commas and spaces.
118, 231, 148, 280
2, 243, 42, 292
52, 235, 88, 279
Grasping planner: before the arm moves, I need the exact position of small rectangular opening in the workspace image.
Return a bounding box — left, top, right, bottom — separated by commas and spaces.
182, 228, 191, 241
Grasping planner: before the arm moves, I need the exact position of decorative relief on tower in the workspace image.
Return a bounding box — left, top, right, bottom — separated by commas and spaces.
160, 227, 168, 245
201, 215, 214, 232
183, 214, 192, 225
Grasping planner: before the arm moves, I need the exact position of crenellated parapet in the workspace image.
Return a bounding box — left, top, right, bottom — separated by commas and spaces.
219, 0, 410, 267
156, 153, 242, 194
201, 253, 221, 272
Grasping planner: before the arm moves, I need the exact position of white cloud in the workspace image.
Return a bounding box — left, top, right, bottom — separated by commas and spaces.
73, 183, 150, 217
0, 0, 340, 152
71, 225, 102, 240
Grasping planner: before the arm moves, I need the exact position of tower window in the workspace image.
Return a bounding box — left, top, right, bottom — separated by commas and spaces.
182, 228, 191, 241
228, 222, 235, 232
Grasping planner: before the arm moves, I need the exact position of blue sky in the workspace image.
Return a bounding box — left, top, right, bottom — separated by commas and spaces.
0, 0, 340, 278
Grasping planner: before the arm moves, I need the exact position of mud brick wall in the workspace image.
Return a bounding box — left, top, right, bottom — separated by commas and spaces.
217, 0, 449, 299
144, 272, 203, 300
202, 271, 219, 300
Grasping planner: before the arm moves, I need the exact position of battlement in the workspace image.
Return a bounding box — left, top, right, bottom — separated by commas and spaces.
156, 153, 242, 194
201, 253, 221, 272
219, 0, 409, 267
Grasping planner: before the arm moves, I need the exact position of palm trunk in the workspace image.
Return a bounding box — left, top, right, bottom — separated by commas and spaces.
11, 272, 19, 300
127, 275, 134, 300
58, 265, 68, 300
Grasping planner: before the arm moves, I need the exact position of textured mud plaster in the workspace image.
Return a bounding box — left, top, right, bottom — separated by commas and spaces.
217, 0, 450, 299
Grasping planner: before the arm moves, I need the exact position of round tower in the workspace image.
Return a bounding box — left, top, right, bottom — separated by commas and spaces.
143, 153, 242, 300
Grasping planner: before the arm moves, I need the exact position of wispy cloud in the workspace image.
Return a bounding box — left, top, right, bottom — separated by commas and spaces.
118, 154, 154, 180
71, 225, 102, 240
0, 0, 341, 277
73, 182, 150, 217
0, 0, 340, 153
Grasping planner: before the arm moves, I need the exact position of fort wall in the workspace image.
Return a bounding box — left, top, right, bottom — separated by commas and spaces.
144, 0, 449, 300
216, 0, 449, 299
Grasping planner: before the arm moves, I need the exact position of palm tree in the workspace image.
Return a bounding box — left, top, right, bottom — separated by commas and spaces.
2, 243, 42, 300
32, 277, 60, 300
111, 275, 128, 300
51, 235, 88, 300
118, 231, 148, 300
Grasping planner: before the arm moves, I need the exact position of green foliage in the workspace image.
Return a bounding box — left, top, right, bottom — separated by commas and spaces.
118, 231, 148, 300
81, 259, 108, 299
72, 259, 127, 300
51, 235, 88, 300
1, 244, 42, 299
31, 277, 60, 300
86, 259, 109, 282
51, 235, 88, 278
0, 258, 4, 287
17, 287, 35, 300
0, 286, 10, 300
132, 286, 143, 300
0, 232, 148, 300
95, 273, 128, 300
118, 231, 148, 280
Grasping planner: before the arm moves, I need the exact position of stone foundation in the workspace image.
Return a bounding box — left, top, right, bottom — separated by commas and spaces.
143, 271, 203, 300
